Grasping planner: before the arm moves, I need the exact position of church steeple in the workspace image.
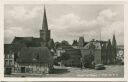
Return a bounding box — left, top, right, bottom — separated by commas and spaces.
42, 5, 48, 31
40, 5, 51, 46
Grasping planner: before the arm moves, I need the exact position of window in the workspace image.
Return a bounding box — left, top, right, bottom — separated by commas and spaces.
9, 54, 12, 59
5, 60, 8, 66
26, 68, 30, 73
29, 68, 33, 73
5, 55, 8, 59
9, 60, 12, 66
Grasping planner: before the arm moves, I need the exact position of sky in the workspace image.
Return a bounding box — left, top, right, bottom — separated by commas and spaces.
4, 4, 124, 45
3, 81, 126, 82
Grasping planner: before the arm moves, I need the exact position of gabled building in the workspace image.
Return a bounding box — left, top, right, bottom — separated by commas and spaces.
72, 37, 88, 49
4, 6, 54, 75
14, 47, 53, 74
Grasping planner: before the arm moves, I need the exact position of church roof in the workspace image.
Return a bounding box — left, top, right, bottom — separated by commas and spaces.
12, 37, 42, 47
17, 47, 53, 64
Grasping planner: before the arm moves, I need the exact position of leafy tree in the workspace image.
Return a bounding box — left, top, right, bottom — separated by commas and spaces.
61, 40, 70, 46
78, 36, 85, 47
48, 39, 55, 49
101, 43, 107, 64
54, 42, 61, 49
60, 52, 70, 60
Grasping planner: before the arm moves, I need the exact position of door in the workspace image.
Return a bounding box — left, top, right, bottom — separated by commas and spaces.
21, 67, 25, 73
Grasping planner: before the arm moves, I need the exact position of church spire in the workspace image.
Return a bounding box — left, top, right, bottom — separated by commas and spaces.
42, 5, 48, 30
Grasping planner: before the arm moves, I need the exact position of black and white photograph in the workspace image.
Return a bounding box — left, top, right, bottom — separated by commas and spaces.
1, 81, 127, 82
4, 2, 124, 78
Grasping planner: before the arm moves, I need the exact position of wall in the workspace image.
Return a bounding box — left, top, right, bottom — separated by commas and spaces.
13, 63, 52, 74
81, 49, 102, 66
4, 53, 15, 74
94, 49, 102, 64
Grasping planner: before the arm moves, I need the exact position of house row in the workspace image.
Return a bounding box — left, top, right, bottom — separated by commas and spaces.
4, 44, 54, 75
55, 36, 124, 68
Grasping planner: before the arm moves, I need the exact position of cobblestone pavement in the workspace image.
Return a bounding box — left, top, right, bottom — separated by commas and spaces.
5, 65, 124, 78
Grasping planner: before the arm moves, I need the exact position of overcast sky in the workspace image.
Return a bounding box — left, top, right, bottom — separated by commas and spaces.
3, 81, 126, 82
4, 4, 124, 45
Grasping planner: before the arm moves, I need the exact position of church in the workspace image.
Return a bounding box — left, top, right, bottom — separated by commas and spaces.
4, 6, 54, 75
12, 6, 53, 48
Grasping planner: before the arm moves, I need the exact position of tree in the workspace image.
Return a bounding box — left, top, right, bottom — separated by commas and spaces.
101, 43, 107, 64
112, 34, 117, 64
61, 40, 70, 46
59, 52, 70, 66
60, 52, 70, 60
72, 40, 78, 46
78, 36, 85, 48
54, 42, 61, 49
48, 39, 55, 49
106, 39, 112, 64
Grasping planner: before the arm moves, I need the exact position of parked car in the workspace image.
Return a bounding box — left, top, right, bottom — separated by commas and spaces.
95, 64, 105, 70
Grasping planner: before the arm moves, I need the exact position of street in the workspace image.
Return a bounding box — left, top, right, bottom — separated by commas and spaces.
5, 65, 124, 78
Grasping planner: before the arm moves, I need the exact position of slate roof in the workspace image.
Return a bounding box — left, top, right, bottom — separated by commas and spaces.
4, 44, 14, 54
4, 43, 26, 54
17, 47, 53, 64
12, 37, 42, 47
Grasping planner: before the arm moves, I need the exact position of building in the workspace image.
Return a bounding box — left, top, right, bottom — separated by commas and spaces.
11, 6, 52, 48
14, 47, 53, 74
4, 44, 15, 74
64, 49, 81, 67
81, 39, 109, 67
4, 6, 54, 75
56, 46, 73, 57
55, 45, 81, 67
72, 37, 88, 49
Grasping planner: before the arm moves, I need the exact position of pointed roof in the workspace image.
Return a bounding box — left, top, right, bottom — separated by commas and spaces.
112, 34, 117, 46
42, 5, 48, 30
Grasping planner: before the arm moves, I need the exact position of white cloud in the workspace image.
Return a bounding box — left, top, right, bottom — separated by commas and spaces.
5, 6, 41, 21
4, 26, 40, 43
50, 8, 123, 44
4, 5, 124, 45
4, 27, 24, 43
98, 9, 117, 20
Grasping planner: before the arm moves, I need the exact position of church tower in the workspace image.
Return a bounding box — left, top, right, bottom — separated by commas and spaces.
40, 6, 51, 46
